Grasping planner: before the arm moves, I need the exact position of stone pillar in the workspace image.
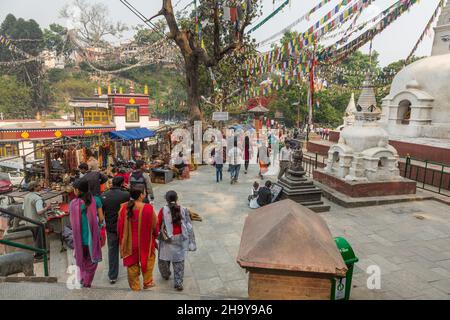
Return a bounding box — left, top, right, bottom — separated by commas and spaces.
346, 156, 366, 181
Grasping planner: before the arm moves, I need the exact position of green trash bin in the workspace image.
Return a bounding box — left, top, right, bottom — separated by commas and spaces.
331, 237, 359, 300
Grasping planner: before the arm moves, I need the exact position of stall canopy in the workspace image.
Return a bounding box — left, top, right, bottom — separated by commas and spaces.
109, 128, 156, 141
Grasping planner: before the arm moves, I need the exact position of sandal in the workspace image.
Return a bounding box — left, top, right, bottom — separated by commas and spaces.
143, 281, 155, 289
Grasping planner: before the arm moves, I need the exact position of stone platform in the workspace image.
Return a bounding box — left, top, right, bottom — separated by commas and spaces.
277, 176, 330, 212
277, 148, 330, 212
314, 179, 433, 208
313, 169, 417, 198
308, 131, 450, 166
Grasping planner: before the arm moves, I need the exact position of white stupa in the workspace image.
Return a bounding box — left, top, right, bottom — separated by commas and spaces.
325, 75, 401, 182
380, 1, 450, 140
344, 93, 357, 127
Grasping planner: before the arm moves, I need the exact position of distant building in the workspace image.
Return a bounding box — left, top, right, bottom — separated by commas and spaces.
0, 86, 159, 162
74, 45, 112, 64
40, 50, 65, 70
69, 85, 160, 131
119, 41, 139, 60
0, 118, 114, 164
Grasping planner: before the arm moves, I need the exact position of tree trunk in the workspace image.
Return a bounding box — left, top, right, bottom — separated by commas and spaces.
185, 53, 203, 124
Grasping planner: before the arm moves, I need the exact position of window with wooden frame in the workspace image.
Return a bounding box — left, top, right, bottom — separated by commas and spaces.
0, 143, 19, 158
83, 109, 109, 124
126, 106, 139, 122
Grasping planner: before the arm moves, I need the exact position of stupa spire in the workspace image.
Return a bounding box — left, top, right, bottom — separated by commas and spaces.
432, 0, 450, 56
355, 74, 380, 122
346, 93, 356, 116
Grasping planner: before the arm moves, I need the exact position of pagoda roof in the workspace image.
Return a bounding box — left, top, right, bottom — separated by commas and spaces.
248, 105, 269, 113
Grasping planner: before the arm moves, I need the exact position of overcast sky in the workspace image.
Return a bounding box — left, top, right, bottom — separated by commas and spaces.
0, 0, 442, 66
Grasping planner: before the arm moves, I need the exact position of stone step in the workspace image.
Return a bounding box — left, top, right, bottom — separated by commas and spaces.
0, 276, 58, 283
0, 281, 240, 300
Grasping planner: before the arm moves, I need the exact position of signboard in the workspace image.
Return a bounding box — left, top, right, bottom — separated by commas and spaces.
212, 112, 229, 121
271, 183, 283, 203
334, 278, 346, 300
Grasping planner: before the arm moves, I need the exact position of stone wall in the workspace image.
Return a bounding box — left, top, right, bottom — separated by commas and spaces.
313, 169, 417, 197
309, 130, 450, 165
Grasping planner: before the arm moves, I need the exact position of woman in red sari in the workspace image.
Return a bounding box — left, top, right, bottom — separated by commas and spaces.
117, 186, 158, 291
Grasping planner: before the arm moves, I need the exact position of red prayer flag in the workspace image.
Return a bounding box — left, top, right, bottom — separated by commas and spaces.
230, 7, 238, 22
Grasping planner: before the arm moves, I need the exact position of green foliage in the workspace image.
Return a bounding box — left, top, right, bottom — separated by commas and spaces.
47, 68, 68, 83
48, 71, 97, 113
43, 23, 74, 57
134, 21, 166, 45
0, 75, 33, 119
0, 14, 48, 114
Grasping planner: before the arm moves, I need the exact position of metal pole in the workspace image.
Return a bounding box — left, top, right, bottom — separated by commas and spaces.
423, 160, 428, 189
438, 164, 445, 194
404, 155, 410, 177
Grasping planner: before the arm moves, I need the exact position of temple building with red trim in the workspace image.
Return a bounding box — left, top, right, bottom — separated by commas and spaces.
0, 85, 159, 164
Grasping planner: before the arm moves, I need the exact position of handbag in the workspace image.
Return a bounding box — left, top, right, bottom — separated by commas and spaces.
158, 215, 170, 241
184, 208, 197, 252
100, 226, 106, 248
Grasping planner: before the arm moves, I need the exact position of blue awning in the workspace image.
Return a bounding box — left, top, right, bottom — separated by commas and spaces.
109, 128, 156, 140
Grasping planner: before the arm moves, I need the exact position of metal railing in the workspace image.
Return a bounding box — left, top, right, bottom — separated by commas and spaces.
402, 156, 450, 197
0, 208, 49, 276
302, 153, 324, 177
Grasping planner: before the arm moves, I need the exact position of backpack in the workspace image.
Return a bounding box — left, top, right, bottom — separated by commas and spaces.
62, 226, 74, 250
129, 171, 147, 193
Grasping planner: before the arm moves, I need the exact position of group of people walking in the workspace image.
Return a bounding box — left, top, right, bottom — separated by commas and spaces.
211, 135, 293, 184
68, 159, 196, 291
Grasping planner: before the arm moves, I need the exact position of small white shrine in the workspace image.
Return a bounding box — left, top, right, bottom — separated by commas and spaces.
343, 93, 357, 127
380, 1, 450, 140
325, 76, 401, 182
337, 93, 357, 131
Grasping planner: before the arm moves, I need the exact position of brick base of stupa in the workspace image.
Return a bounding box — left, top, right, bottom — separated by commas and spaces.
313, 169, 417, 198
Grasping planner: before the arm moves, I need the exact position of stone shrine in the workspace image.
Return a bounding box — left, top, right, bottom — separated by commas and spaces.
342, 93, 357, 128
314, 75, 416, 198
277, 147, 330, 212
380, 1, 450, 140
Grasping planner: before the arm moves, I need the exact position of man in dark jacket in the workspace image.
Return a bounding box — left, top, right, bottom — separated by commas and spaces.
100, 176, 130, 284
257, 180, 273, 207
80, 162, 108, 196
129, 160, 154, 203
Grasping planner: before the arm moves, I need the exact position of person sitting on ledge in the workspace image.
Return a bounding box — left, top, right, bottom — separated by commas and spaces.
249, 180, 273, 209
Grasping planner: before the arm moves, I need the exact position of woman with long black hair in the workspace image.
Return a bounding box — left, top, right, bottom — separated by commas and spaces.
157, 190, 196, 291
69, 179, 104, 288
117, 186, 158, 291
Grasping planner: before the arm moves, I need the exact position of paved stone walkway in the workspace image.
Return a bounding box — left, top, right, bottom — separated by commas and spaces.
1, 164, 450, 299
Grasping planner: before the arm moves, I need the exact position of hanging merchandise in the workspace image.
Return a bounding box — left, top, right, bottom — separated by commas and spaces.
223, 6, 232, 21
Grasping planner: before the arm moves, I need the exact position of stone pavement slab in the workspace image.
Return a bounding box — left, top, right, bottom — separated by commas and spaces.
2, 165, 450, 300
